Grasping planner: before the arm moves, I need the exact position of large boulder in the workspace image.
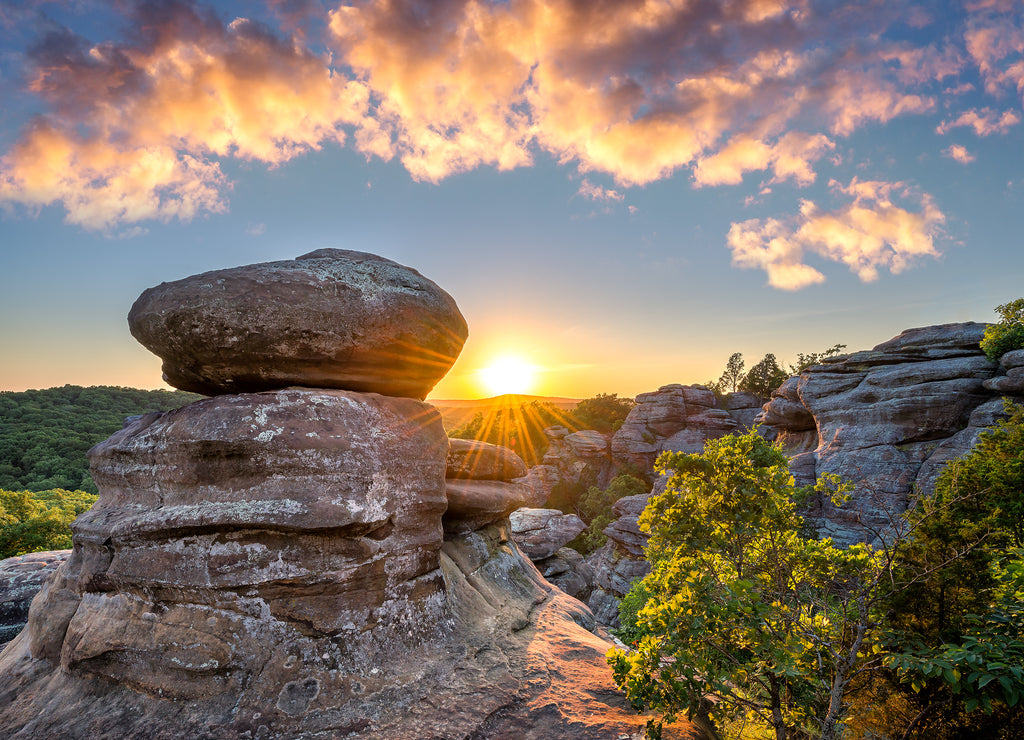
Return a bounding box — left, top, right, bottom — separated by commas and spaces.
510, 508, 586, 560
128, 249, 468, 399
446, 438, 527, 481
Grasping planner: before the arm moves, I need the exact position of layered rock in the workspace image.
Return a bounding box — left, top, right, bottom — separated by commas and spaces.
444, 439, 534, 534
0, 551, 69, 650
759, 323, 1017, 545
510, 508, 586, 560
128, 249, 468, 399
611, 385, 750, 472
586, 494, 653, 628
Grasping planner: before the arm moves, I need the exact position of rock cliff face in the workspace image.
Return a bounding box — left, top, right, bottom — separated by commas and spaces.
0, 552, 69, 650
0, 252, 692, 740
760, 322, 1019, 545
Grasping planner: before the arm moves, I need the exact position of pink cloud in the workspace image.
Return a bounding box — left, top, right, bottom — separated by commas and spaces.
943, 144, 976, 163
577, 179, 624, 202
728, 178, 944, 289
936, 107, 1021, 135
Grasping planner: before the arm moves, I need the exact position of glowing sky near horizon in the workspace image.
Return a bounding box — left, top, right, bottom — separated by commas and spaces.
1, 0, 1022, 400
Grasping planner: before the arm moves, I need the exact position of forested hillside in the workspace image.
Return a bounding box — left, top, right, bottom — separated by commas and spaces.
0, 386, 202, 494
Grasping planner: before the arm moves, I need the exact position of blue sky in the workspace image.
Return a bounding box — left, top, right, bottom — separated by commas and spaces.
1, 0, 1022, 399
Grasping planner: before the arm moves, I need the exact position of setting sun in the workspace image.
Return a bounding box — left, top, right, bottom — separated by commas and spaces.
478, 356, 538, 397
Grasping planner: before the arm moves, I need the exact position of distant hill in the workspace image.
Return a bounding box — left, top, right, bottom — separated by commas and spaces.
430, 394, 580, 432
0, 385, 202, 494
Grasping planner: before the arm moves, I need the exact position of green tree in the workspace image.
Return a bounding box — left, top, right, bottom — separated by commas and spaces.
0, 488, 98, 558
571, 393, 635, 433
740, 353, 789, 400
712, 352, 746, 394
609, 430, 887, 740
788, 344, 847, 375
981, 299, 1024, 361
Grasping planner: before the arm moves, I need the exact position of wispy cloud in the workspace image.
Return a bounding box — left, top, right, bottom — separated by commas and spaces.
727, 178, 945, 290
577, 179, 624, 202
936, 107, 1021, 135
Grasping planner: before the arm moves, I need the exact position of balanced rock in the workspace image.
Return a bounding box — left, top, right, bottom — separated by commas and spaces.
128, 249, 468, 399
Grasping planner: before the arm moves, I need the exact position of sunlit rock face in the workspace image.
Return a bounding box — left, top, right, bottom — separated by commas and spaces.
759, 322, 1022, 546
128, 249, 468, 400
0, 252, 685, 739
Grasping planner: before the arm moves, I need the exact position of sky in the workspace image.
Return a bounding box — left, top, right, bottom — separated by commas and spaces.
0, 0, 1022, 401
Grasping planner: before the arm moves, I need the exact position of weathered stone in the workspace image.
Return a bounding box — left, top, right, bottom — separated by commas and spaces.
611, 384, 739, 471
1000, 349, 1024, 369
128, 249, 468, 399
536, 548, 596, 601
510, 508, 586, 560
0, 551, 70, 649
512, 464, 559, 508
759, 323, 1013, 545
443, 480, 533, 534
564, 430, 609, 457
446, 438, 527, 481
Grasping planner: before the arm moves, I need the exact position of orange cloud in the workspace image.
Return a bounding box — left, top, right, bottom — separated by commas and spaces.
1, 3, 367, 229
577, 179, 624, 202
0, 0, 1015, 231
728, 178, 944, 289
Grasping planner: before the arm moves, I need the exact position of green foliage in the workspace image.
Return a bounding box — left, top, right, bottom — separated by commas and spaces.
570, 393, 635, 433
0, 385, 200, 495
709, 352, 746, 395
608, 430, 883, 740
0, 488, 97, 558
569, 470, 648, 554
867, 402, 1024, 736
448, 399, 577, 466
981, 299, 1024, 361
788, 344, 847, 375
739, 353, 789, 400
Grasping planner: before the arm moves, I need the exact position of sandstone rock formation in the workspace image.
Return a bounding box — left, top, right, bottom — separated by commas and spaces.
760, 322, 1019, 545
1, 254, 696, 739
128, 249, 468, 399
611, 385, 756, 472
0, 551, 69, 650
585, 494, 654, 628
510, 508, 586, 560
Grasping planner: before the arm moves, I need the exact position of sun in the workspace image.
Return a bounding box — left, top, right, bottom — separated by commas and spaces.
478, 355, 538, 396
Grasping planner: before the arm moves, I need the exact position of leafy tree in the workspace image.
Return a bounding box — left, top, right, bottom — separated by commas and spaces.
1, 488, 97, 558
710, 352, 746, 394
571, 393, 635, 433
740, 353, 789, 400
789, 344, 847, 375
981, 299, 1024, 361
569, 470, 648, 554
609, 430, 888, 740
0, 385, 200, 495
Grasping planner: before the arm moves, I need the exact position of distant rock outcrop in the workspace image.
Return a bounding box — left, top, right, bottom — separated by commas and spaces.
128, 249, 468, 400
760, 322, 1019, 545
611, 385, 759, 472
0, 252, 695, 740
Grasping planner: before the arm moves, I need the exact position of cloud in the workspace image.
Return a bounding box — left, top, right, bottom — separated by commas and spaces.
1, 1, 367, 229
936, 107, 1021, 135
727, 178, 944, 290
0, 0, 1019, 230
943, 144, 976, 163
577, 179, 623, 202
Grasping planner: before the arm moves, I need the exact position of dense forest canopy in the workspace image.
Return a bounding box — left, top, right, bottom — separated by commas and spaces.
0, 385, 202, 494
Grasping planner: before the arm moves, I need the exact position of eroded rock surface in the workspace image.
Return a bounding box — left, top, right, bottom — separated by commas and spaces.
0, 551, 70, 649
759, 322, 1020, 545
510, 508, 586, 560
128, 249, 468, 399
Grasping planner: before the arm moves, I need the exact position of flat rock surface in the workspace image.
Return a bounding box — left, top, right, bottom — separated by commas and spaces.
128, 249, 468, 399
